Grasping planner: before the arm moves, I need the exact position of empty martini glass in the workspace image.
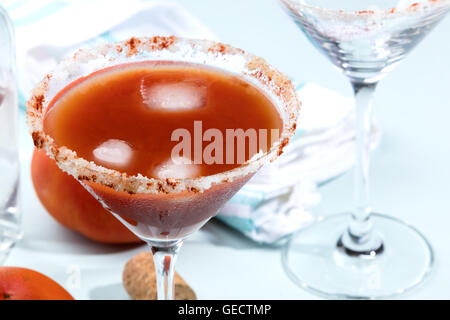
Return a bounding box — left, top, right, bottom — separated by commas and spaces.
279, 0, 450, 298
26, 37, 300, 300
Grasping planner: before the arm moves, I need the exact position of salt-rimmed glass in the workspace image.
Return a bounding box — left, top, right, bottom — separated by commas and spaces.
279, 0, 450, 298
26, 36, 300, 300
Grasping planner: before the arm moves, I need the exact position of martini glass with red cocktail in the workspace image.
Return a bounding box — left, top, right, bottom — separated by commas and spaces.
27, 37, 300, 300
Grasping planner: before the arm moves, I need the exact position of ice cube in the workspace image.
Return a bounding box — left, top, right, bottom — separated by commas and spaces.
140, 78, 207, 111
154, 157, 200, 179
93, 139, 132, 167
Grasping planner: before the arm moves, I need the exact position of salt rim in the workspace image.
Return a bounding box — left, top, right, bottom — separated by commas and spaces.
27, 36, 301, 195
280, 0, 450, 21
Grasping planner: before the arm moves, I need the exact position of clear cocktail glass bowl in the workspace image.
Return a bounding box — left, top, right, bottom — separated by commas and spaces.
279, 0, 450, 298
27, 36, 300, 300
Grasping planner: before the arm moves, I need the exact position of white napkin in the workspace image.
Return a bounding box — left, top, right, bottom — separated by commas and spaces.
8, 0, 381, 244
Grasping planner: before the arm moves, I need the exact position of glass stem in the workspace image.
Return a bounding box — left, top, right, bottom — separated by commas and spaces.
341, 80, 383, 255
149, 240, 183, 300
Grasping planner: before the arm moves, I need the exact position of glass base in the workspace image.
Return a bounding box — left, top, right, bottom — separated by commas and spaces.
282, 213, 434, 299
